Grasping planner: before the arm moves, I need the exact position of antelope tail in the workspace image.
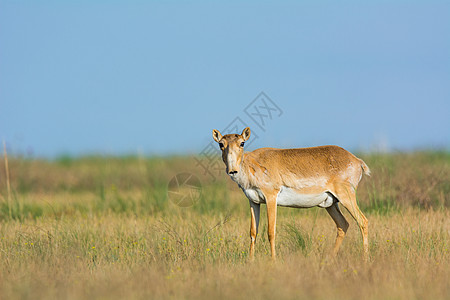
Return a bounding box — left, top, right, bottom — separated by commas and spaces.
359, 159, 371, 176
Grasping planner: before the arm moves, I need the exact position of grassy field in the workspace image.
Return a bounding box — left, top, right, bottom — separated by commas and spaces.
0, 152, 449, 299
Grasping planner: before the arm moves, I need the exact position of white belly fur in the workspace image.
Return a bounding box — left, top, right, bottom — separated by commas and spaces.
276, 186, 334, 208
243, 188, 265, 204
243, 186, 334, 208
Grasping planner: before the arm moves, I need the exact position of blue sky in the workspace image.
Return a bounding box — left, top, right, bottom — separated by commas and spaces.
1, 1, 449, 157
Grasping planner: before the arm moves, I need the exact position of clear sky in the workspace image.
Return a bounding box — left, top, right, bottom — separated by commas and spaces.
1, 1, 449, 157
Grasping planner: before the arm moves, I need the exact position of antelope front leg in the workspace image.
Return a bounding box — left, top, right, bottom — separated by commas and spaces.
265, 192, 278, 260
249, 201, 260, 260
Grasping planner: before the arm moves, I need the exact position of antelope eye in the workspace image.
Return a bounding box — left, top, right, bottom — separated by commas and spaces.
219, 143, 224, 149
240, 142, 245, 147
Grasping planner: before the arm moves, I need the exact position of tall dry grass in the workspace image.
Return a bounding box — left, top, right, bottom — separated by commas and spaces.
0, 152, 449, 299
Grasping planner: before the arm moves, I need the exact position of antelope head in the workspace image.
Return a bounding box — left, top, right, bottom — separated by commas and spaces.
212, 127, 251, 176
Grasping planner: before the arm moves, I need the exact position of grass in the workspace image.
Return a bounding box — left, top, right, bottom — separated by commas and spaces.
0, 151, 449, 299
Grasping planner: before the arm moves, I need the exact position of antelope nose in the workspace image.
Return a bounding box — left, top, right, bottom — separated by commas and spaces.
228, 170, 238, 175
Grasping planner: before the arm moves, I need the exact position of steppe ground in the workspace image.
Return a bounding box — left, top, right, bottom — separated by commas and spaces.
0, 152, 449, 299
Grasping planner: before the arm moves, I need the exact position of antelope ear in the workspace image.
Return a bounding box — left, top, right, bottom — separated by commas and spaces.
212, 129, 223, 143
241, 127, 251, 141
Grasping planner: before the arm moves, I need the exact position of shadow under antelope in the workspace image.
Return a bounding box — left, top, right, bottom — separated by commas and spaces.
212, 127, 371, 260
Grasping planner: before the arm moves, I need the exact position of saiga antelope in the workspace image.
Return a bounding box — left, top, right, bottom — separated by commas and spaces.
212, 127, 370, 260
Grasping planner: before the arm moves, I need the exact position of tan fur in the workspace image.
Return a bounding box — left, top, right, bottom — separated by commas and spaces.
212, 127, 370, 260
249, 206, 257, 259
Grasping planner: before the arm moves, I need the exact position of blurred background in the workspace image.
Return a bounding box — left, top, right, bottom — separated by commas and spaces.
0, 4, 449, 299
1, 1, 449, 158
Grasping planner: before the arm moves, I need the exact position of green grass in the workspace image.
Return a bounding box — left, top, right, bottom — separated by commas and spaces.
0, 151, 449, 299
